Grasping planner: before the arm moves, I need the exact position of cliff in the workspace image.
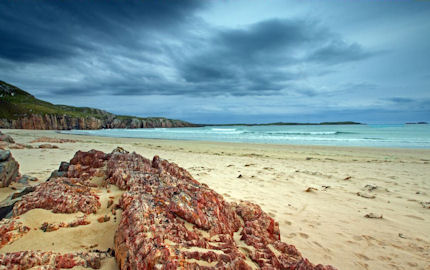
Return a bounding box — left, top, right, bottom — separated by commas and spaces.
0, 81, 197, 130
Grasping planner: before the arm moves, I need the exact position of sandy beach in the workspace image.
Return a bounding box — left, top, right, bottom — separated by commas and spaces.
1, 129, 429, 270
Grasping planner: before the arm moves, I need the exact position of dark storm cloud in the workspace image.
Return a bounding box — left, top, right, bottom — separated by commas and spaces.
0, 0, 204, 62
0, 1, 375, 97
177, 19, 374, 95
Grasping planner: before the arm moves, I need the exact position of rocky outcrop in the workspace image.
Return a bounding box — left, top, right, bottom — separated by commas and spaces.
2, 149, 337, 269
0, 251, 107, 269
38, 144, 59, 149
0, 131, 14, 143
110, 153, 336, 269
0, 114, 197, 130
0, 150, 20, 188
13, 177, 101, 216
0, 115, 105, 130
30, 137, 77, 143
0, 218, 30, 248
1, 81, 198, 130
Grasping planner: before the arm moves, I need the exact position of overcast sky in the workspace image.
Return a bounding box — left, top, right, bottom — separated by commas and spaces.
1, 0, 429, 124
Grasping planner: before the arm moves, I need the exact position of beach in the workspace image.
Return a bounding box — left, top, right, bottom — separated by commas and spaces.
1, 129, 430, 270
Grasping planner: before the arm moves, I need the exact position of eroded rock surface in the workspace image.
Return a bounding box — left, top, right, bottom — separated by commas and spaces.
0, 251, 106, 269
2, 149, 337, 269
13, 177, 101, 216
30, 137, 78, 143
109, 152, 336, 269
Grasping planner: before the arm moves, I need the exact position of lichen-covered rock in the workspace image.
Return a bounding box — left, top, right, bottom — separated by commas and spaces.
0, 218, 30, 248
0, 251, 105, 269
0, 150, 20, 188
104, 150, 337, 269
13, 178, 101, 216
5, 148, 337, 269
30, 137, 77, 143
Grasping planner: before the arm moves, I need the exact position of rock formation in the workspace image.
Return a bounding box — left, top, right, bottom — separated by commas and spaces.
0, 114, 197, 130
0, 131, 14, 143
0, 150, 20, 188
0, 251, 107, 269
0, 80, 199, 130
1, 149, 337, 269
30, 137, 77, 143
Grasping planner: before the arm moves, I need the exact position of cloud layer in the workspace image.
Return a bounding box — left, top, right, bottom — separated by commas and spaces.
0, 0, 429, 123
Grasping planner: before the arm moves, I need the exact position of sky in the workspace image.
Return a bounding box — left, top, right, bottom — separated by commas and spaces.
1, 0, 429, 124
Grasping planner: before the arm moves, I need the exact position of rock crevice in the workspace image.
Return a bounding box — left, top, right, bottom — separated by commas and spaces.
1, 149, 337, 269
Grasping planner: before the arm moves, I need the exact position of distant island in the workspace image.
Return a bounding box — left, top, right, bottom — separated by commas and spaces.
204, 121, 363, 126
405, 122, 428, 125
0, 81, 198, 130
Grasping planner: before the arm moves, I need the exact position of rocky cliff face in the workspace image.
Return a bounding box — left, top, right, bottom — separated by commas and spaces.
0, 114, 196, 130
0, 81, 198, 130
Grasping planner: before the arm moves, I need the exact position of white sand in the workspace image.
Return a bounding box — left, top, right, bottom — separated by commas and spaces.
1, 129, 429, 270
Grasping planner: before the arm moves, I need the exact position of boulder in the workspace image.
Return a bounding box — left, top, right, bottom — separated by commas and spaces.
5, 148, 337, 269
0, 251, 106, 269
0, 186, 36, 219
38, 144, 59, 149
0, 131, 14, 143
0, 150, 19, 188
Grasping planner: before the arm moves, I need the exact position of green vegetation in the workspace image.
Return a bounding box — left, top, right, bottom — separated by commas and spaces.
0, 81, 113, 120
0, 81, 193, 126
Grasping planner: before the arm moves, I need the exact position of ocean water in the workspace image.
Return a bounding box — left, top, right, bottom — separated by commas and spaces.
62, 124, 430, 148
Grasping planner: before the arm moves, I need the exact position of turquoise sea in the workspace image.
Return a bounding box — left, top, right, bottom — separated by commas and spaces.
62, 124, 430, 149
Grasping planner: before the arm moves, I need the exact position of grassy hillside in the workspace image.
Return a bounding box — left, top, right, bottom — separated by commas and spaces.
0, 81, 116, 120
0, 81, 191, 126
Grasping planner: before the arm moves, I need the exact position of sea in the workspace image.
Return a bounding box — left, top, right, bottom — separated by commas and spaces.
62, 124, 430, 149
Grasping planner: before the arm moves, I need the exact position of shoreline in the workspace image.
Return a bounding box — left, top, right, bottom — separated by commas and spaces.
56, 124, 430, 149
1, 129, 430, 269
56, 130, 430, 152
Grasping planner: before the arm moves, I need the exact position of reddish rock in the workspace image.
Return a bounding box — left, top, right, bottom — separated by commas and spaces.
31, 137, 78, 143
8, 143, 25, 149
105, 150, 337, 269
13, 178, 101, 216
0, 251, 104, 269
0, 150, 20, 188
5, 149, 337, 269
0, 141, 7, 149
38, 144, 59, 149
97, 215, 110, 223
0, 114, 197, 130
0, 218, 30, 248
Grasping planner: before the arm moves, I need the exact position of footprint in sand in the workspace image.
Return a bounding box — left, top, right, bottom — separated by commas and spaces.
377, 256, 392, 262
355, 262, 369, 270
355, 253, 370, 261
268, 211, 277, 218
353, 235, 363, 241
313, 241, 322, 248
285, 233, 296, 239
298, 233, 309, 239
404, 214, 424, 220
283, 220, 292, 225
